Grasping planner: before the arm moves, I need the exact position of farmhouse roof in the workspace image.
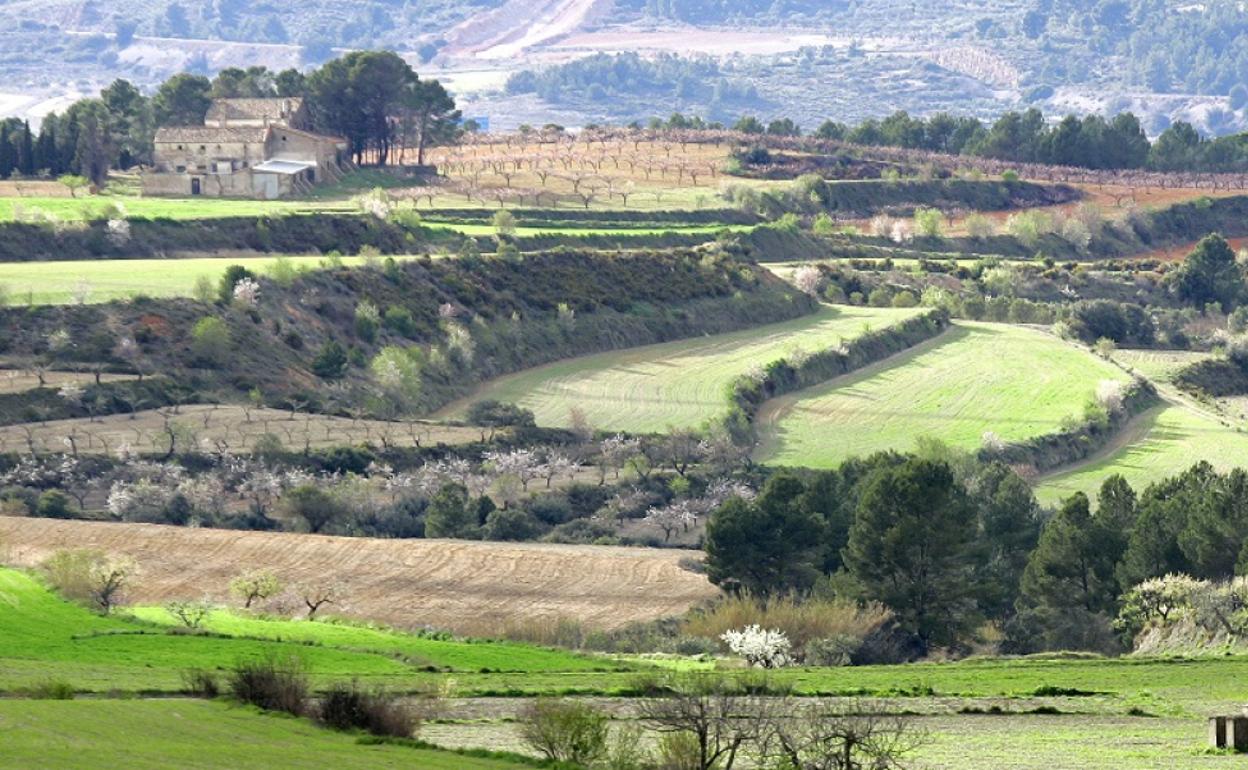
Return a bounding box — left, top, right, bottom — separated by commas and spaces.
154, 126, 271, 144
273, 124, 348, 145
205, 98, 304, 124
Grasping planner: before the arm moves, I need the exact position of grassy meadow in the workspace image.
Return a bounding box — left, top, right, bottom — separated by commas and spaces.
0, 568, 629, 694
0, 700, 531, 770
438, 305, 923, 432
0, 255, 396, 305
756, 322, 1131, 468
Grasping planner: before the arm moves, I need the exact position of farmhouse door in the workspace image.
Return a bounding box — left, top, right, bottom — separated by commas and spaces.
191, 178, 201, 195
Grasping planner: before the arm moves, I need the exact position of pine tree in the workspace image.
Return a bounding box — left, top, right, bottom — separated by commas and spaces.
845, 459, 980, 648
1021, 493, 1118, 614
704, 472, 824, 596
423, 483, 477, 540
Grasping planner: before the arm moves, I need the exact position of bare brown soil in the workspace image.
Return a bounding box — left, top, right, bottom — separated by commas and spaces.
0, 518, 717, 632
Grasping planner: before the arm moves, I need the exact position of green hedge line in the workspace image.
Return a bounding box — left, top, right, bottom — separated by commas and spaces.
725, 309, 951, 435
1174, 358, 1248, 398
811, 179, 1080, 216
979, 377, 1159, 473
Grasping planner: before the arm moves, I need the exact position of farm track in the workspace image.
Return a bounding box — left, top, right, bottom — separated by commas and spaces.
0, 518, 717, 633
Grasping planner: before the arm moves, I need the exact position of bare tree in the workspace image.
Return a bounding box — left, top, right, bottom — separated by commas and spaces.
298, 580, 342, 619
636, 673, 784, 770
761, 700, 926, 770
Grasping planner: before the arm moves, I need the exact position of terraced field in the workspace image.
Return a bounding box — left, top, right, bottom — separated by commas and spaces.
0, 255, 402, 305
755, 322, 1131, 468
1111, 348, 1212, 384
1035, 402, 1248, 504
438, 305, 923, 432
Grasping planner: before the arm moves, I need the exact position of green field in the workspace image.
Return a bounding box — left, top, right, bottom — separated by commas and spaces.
756, 322, 1131, 468
439, 305, 923, 432
1112, 348, 1212, 384
0, 196, 352, 221
8, 565, 1248, 768
1035, 402, 1248, 504
0, 700, 529, 770
0, 256, 402, 305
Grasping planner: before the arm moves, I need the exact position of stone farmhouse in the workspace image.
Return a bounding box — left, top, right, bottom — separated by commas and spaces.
142, 98, 349, 199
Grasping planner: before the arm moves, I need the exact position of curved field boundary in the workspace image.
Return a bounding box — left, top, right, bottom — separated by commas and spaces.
436, 305, 924, 433
1034, 399, 1248, 505
729, 309, 951, 429
979, 377, 1158, 473
755, 322, 1132, 469
0, 518, 718, 634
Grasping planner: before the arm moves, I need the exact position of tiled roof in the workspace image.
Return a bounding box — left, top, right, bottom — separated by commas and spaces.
154, 126, 270, 144
205, 98, 303, 123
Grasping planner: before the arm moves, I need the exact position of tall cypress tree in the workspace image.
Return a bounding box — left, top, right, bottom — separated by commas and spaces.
0, 123, 13, 179
17, 121, 34, 177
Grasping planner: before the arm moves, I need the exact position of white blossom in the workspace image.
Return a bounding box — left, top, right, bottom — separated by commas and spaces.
793, 265, 823, 297
721, 625, 792, 669
233, 278, 261, 307
106, 218, 131, 246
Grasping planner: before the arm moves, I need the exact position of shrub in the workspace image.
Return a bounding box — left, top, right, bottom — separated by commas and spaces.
311, 341, 348, 379
182, 668, 221, 698
891, 290, 918, 308
867, 287, 893, 307
518, 698, 610, 766
963, 212, 996, 238
683, 593, 892, 653
492, 210, 518, 237
18, 679, 75, 700
41, 549, 137, 614
484, 508, 544, 541
228, 656, 308, 716
383, 306, 417, 337
190, 316, 231, 365
217, 265, 254, 304
354, 301, 381, 343
913, 207, 943, 238
35, 490, 74, 519
318, 680, 418, 738
803, 635, 862, 667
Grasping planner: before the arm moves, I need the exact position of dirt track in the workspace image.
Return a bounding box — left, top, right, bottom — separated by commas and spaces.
0, 518, 717, 633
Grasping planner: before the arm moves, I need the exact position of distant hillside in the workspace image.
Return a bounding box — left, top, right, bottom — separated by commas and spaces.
1, 0, 1246, 136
